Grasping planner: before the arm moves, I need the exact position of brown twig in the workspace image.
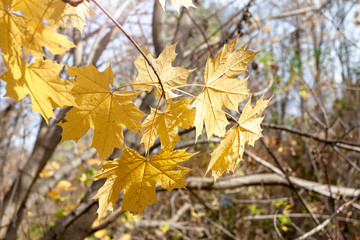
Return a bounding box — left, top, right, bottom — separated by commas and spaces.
295, 198, 358, 240
92, 0, 166, 98
333, 146, 360, 172
261, 122, 360, 152
185, 9, 215, 58
87, 173, 360, 235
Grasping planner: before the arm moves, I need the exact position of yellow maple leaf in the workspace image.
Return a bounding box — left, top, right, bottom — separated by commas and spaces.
24, 22, 76, 57
13, 0, 50, 23
206, 97, 269, 180
159, 0, 196, 13
0, 3, 29, 78
141, 98, 195, 150
59, 65, 145, 159
0, 3, 28, 54
13, 0, 92, 32
46, 0, 93, 32
131, 44, 194, 99
191, 37, 257, 139
0, 0, 6, 9
93, 145, 193, 217
1, 58, 76, 123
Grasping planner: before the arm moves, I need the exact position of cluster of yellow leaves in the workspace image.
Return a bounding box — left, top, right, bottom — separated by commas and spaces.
0, 0, 92, 122
40, 161, 61, 178
190, 37, 270, 180
41, 42, 196, 218
93, 39, 268, 218
48, 180, 77, 199
85, 44, 196, 218
0, 0, 269, 219
191, 37, 257, 139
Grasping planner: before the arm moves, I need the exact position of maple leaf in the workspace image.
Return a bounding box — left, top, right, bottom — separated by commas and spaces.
46, 0, 93, 32
191, 37, 257, 139
0, 3, 29, 78
93, 145, 194, 217
24, 22, 76, 57
0, 0, 7, 9
206, 97, 269, 180
1, 58, 76, 124
59, 65, 145, 159
12, 0, 76, 57
131, 44, 194, 99
13, 0, 50, 23
159, 0, 196, 13
0, 2, 28, 54
141, 98, 195, 150
13, 0, 93, 32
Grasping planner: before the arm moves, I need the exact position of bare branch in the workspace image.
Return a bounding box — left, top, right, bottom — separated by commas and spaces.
261, 122, 360, 152
295, 198, 358, 240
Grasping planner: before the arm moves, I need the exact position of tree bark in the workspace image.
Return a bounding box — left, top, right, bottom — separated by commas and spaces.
152, 0, 166, 56
0, 109, 69, 239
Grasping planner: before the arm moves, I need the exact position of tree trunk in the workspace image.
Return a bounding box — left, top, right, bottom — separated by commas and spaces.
0, 109, 69, 239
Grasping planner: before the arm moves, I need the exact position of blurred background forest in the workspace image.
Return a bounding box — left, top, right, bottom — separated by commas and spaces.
1, 0, 360, 239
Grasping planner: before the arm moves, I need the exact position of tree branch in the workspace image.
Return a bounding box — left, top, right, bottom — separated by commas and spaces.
261, 122, 360, 152
86, 173, 359, 235
295, 198, 358, 240
92, 0, 166, 98
0, 108, 70, 239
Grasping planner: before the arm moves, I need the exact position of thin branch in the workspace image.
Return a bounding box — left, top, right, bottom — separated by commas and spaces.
292, 69, 329, 127
267, 5, 321, 20
192, 174, 360, 198
92, 0, 166, 98
243, 213, 360, 224
184, 9, 215, 58
261, 122, 360, 152
321, 11, 360, 49
332, 146, 360, 172
89, 173, 360, 234
244, 150, 284, 176
175, 138, 360, 199
206, 216, 240, 240
295, 198, 358, 240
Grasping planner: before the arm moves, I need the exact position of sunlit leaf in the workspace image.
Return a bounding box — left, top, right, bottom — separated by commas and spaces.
59, 65, 145, 159
93, 145, 193, 217
1, 58, 76, 123
131, 44, 194, 99
207, 97, 269, 180
141, 98, 195, 150
191, 37, 257, 139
